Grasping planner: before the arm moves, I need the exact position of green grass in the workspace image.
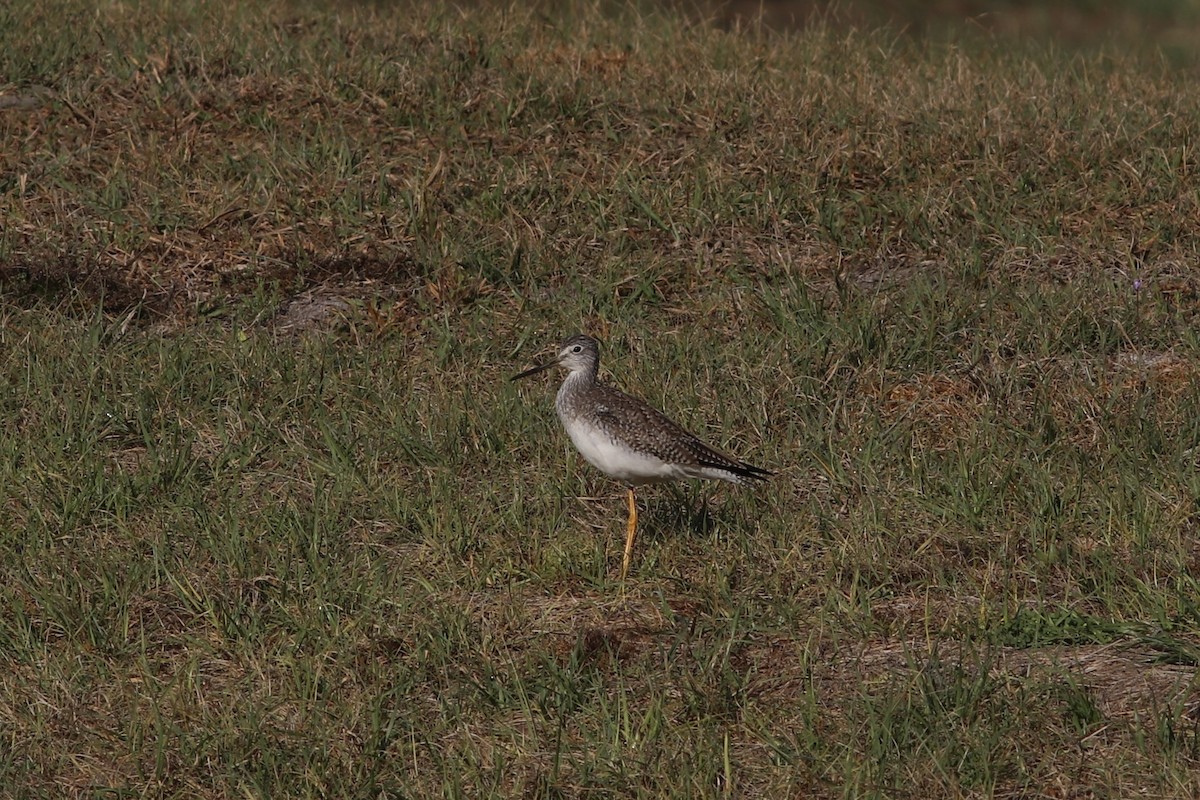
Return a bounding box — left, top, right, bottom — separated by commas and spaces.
3, 0, 1200, 796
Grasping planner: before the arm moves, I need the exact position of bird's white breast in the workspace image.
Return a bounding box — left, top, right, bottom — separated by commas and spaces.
559, 418, 685, 485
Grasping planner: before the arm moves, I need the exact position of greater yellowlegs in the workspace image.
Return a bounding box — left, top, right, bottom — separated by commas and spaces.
511, 334, 772, 579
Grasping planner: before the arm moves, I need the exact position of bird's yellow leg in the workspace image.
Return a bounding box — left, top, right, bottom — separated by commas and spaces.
621, 487, 638, 581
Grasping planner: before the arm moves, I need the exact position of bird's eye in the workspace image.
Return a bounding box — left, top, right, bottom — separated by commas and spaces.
571, 345, 582, 353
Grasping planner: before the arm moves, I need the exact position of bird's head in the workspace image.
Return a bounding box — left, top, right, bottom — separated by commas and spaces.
511, 334, 600, 380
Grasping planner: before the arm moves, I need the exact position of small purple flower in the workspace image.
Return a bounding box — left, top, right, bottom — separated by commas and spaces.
1133, 278, 1144, 292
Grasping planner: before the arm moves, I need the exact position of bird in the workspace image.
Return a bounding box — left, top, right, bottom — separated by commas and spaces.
511, 334, 772, 579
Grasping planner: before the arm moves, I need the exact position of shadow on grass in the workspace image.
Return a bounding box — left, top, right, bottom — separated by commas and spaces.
634, 485, 749, 543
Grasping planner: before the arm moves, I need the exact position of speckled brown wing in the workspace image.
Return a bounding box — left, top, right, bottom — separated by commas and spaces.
584, 384, 772, 483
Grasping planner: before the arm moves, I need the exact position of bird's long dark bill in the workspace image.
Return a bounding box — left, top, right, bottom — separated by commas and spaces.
510, 359, 558, 381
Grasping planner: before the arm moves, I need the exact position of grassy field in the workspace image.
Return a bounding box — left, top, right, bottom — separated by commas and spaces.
3, 0, 1200, 796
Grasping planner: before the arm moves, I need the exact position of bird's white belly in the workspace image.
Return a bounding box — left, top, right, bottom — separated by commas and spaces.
563, 421, 684, 484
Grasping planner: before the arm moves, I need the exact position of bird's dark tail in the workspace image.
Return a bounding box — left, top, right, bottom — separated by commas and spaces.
732, 462, 773, 481
700, 458, 773, 483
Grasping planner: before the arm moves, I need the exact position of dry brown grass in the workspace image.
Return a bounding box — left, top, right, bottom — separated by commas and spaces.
4, 0, 1200, 797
